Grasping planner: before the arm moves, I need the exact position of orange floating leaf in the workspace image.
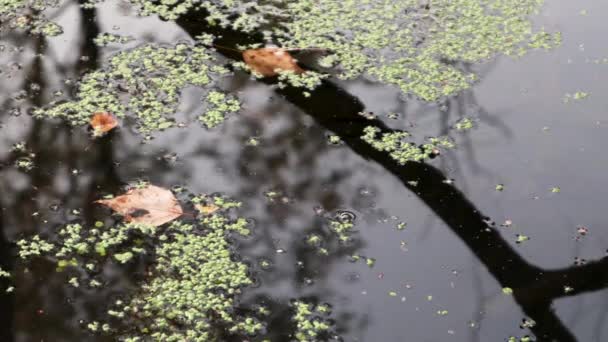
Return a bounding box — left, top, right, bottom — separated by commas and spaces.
96, 185, 183, 226
242, 47, 305, 77
90, 112, 118, 137
195, 203, 220, 216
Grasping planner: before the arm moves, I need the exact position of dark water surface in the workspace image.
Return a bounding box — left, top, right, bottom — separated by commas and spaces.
1, 1, 608, 341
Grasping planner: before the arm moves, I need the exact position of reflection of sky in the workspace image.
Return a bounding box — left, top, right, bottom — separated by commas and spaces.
1, 0, 608, 341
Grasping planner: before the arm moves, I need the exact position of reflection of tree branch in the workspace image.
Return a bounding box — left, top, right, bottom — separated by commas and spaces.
0, 201, 14, 341
526, 257, 608, 300
175, 13, 608, 341
77, 0, 100, 74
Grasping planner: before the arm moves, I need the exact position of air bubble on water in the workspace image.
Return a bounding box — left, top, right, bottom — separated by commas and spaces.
358, 187, 373, 196
334, 209, 356, 223
162, 152, 178, 164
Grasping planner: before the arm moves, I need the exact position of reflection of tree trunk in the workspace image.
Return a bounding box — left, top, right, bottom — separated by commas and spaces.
276, 80, 577, 342
175, 13, 606, 341
0, 4, 110, 340
74, 1, 124, 224
0, 205, 14, 341
77, 0, 100, 74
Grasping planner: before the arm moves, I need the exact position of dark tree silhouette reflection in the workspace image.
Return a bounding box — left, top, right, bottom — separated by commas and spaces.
0, 3, 606, 342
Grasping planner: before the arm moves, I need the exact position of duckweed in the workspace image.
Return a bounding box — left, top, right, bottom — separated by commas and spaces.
276, 0, 559, 101
328, 217, 355, 243
455, 117, 475, 131
114, 217, 256, 341
292, 301, 333, 342
198, 91, 241, 128
123, 0, 282, 32
16, 191, 260, 340
93, 33, 133, 46
361, 126, 454, 165
35, 43, 237, 134
0, 0, 64, 37
563, 91, 589, 103
17, 235, 54, 259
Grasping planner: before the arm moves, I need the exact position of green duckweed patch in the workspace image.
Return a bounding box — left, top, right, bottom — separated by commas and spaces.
198, 90, 241, 128
122, 0, 281, 32
292, 301, 333, 342
361, 126, 454, 165
0, 0, 63, 37
16, 192, 263, 341
35, 43, 238, 134
563, 91, 589, 103
276, 0, 560, 101
93, 33, 134, 46
455, 117, 475, 131
328, 212, 356, 243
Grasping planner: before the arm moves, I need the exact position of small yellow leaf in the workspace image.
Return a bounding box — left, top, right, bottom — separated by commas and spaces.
195, 203, 220, 216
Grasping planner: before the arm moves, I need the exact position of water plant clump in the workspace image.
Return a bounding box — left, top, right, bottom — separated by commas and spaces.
292, 301, 334, 342
0, 0, 64, 37
15, 193, 262, 340
93, 33, 133, 46
455, 117, 475, 131
361, 126, 454, 165
34, 43, 238, 134
328, 210, 357, 243
114, 218, 260, 341
275, 0, 560, 100
123, 0, 284, 32
199, 90, 241, 128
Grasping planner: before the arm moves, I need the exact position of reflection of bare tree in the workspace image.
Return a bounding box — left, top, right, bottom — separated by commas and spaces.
0, 3, 120, 341
1, 7, 368, 342
178, 12, 608, 342
1, 4, 605, 342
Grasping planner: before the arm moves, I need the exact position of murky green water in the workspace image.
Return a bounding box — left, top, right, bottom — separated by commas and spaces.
1, 1, 608, 341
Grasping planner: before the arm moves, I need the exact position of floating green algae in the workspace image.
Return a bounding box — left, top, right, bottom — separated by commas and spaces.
34, 43, 238, 134
16, 192, 262, 341
361, 126, 454, 165
455, 117, 475, 131
198, 90, 241, 128
93, 33, 134, 46
111, 218, 260, 341
275, 0, 560, 100
121, 0, 283, 32
292, 301, 333, 342
328, 212, 356, 243
0, 0, 64, 37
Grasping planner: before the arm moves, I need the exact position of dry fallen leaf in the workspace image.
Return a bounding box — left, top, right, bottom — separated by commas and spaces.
90, 112, 118, 136
242, 47, 304, 77
96, 185, 183, 226
195, 203, 220, 216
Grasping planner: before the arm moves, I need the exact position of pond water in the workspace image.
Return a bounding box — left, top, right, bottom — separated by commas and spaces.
1, 1, 607, 341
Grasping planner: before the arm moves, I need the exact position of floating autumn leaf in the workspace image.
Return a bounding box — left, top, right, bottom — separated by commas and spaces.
242, 47, 304, 77
90, 112, 118, 137
96, 185, 183, 226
